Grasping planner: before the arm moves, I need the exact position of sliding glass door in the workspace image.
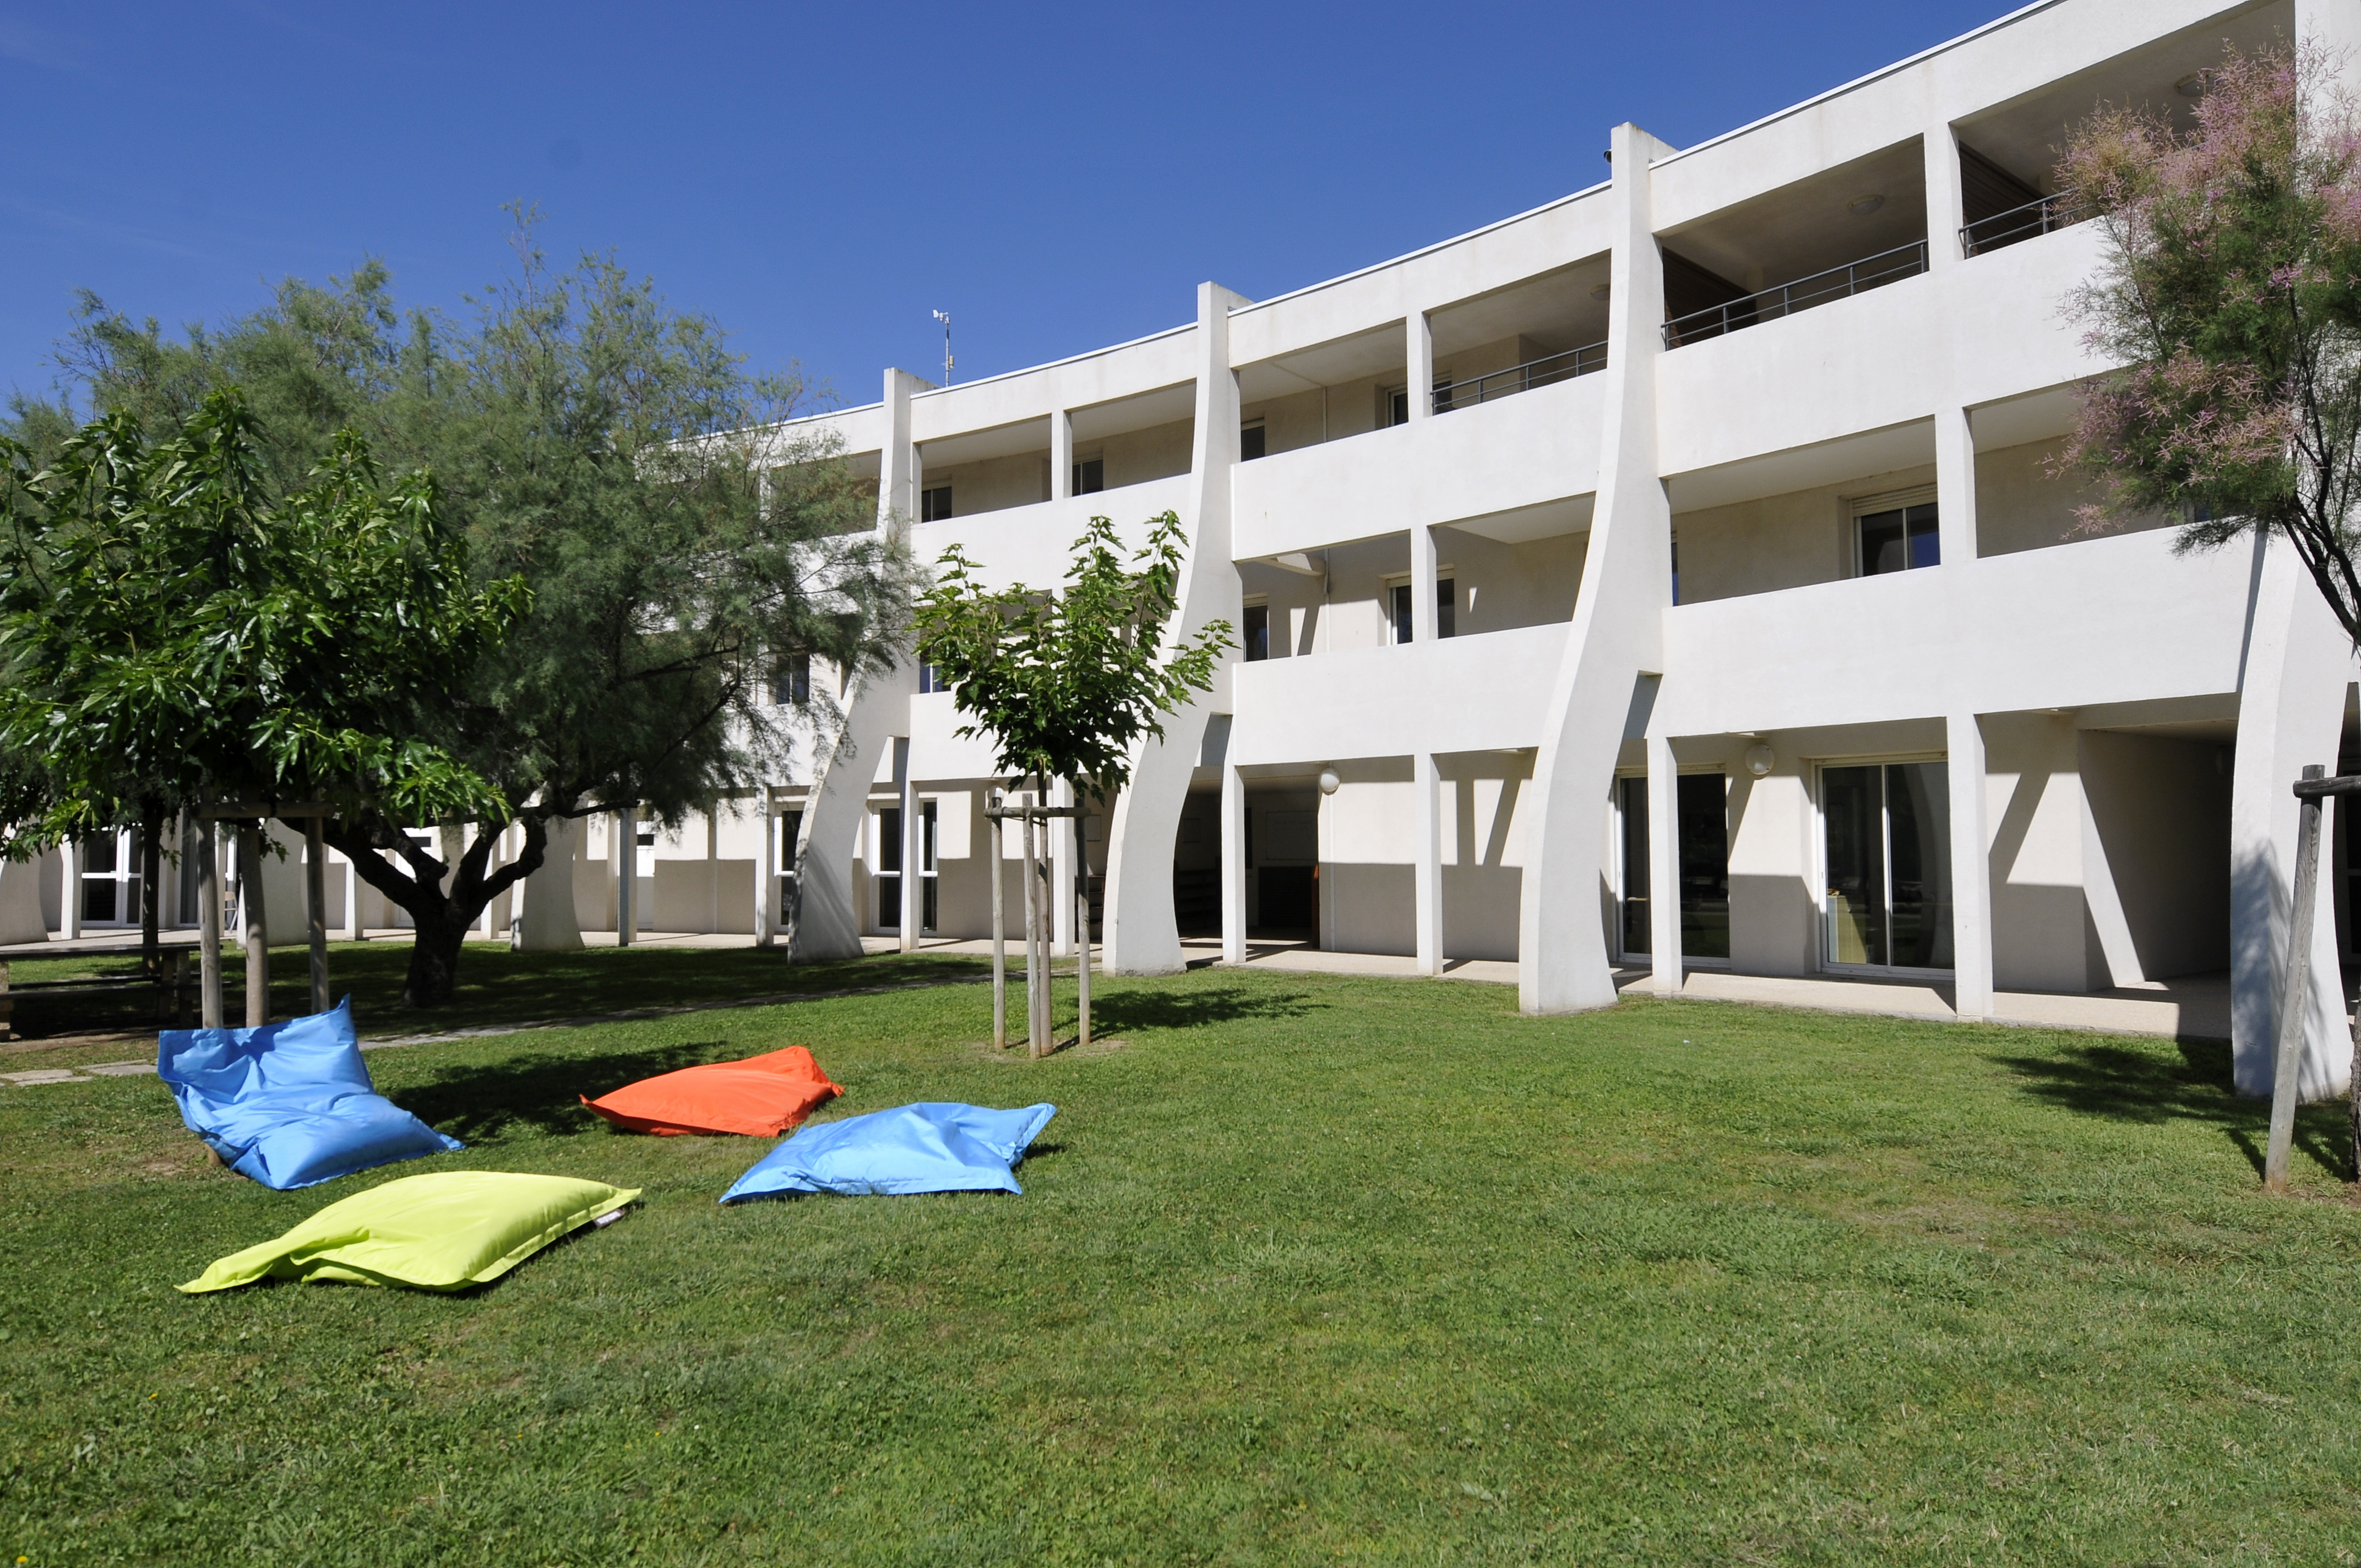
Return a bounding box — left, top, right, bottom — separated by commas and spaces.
1821, 760, 1953, 972
1615, 773, 1729, 962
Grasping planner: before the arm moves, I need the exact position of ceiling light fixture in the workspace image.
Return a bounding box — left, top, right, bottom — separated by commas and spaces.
2175, 73, 2206, 97
1590, 284, 1612, 301
1848, 194, 1886, 217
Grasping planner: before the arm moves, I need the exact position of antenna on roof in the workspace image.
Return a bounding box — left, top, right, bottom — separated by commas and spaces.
932, 309, 953, 386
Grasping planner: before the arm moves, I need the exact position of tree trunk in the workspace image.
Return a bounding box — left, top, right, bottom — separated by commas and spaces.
320, 811, 552, 1008
402, 907, 476, 1009
139, 804, 162, 981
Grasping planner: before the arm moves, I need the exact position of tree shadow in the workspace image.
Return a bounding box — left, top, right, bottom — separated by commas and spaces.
1993, 1037, 2351, 1179
1085, 986, 1325, 1034
394, 1038, 729, 1144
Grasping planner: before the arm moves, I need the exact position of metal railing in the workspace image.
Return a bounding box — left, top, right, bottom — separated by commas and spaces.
1432, 339, 1608, 414
1661, 239, 1929, 349
1959, 190, 2090, 257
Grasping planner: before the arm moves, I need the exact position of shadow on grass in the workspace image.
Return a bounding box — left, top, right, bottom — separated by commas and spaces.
1995, 1037, 2351, 1179
396, 1038, 729, 1144
1087, 985, 1325, 1035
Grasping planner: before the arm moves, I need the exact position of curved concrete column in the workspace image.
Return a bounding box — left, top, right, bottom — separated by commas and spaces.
2231, 530, 2357, 1099
1102, 280, 1248, 976
791, 367, 924, 963
515, 814, 584, 951
1517, 122, 1678, 1015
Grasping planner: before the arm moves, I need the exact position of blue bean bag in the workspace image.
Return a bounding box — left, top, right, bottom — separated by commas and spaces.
719, 1102, 1057, 1202
158, 999, 461, 1190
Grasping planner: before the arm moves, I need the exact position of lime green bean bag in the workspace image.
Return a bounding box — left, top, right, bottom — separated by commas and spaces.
179, 1172, 641, 1294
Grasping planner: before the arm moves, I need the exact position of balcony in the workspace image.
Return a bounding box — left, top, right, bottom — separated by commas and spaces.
1663, 241, 1927, 349
1432, 339, 1607, 413
1232, 622, 1571, 765
909, 472, 1192, 590
1961, 191, 2092, 258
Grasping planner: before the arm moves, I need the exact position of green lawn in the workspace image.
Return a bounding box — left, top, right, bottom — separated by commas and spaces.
4, 955, 2359, 1564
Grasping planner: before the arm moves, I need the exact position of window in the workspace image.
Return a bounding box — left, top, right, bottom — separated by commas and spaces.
1386, 388, 1410, 427
1073, 457, 1105, 494
1821, 760, 1953, 970
1388, 578, 1455, 644
1243, 603, 1270, 662
875, 805, 902, 930
918, 663, 944, 694
920, 484, 953, 522
1670, 538, 1680, 606
773, 653, 811, 706
1856, 496, 1939, 575
1240, 420, 1266, 461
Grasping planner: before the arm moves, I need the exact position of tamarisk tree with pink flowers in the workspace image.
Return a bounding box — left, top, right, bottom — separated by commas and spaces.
2059, 46, 2361, 641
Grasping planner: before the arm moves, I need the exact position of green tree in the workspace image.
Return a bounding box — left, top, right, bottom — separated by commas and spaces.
913, 511, 1231, 1047
0, 393, 522, 972
2058, 45, 2361, 640
12, 215, 915, 1005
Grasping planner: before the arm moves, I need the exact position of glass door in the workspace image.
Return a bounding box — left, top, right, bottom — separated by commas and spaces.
78, 830, 139, 926
1615, 774, 1730, 961
1821, 761, 1954, 971
875, 807, 902, 931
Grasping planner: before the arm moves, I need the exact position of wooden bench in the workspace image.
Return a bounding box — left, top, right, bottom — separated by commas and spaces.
0, 948, 199, 1041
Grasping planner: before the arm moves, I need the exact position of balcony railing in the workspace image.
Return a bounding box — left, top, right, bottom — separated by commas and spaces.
1661, 240, 1929, 349
1432, 340, 1608, 413
1959, 191, 2091, 257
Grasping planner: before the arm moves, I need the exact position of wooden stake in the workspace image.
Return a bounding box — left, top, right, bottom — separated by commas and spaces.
990, 789, 1007, 1050
1074, 792, 1091, 1050
1022, 800, 1041, 1057
237, 822, 270, 1028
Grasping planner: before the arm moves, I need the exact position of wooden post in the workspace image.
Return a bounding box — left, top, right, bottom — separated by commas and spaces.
2265, 764, 2326, 1193
989, 788, 1007, 1050
237, 823, 270, 1028
1074, 791, 1091, 1050
304, 817, 329, 1015
196, 818, 223, 1028
1022, 799, 1041, 1056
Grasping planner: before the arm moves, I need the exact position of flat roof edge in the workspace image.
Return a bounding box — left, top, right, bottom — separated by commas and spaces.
907, 320, 1198, 401
1650, 0, 2070, 170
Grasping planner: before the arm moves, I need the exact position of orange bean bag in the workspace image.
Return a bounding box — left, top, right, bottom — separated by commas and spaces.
580, 1047, 842, 1137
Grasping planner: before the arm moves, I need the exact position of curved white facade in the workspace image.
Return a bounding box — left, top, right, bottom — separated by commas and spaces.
742, 0, 2359, 1101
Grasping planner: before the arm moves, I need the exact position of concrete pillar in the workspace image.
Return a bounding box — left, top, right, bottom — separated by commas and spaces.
1415, 752, 1443, 976
1221, 757, 1247, 965
516, 814, 585, 952
1102, 281, 1249, 974
756, 786, 777, 949
896, 739, 919, 951
58, 837, 78, 939
1923, 118, 1966, 271
1411, 522, 1437, 644
787, 369, 924, 962
1947, 712, 1994, 1019
1406, 309, 1434, 422
1646, 736, 1680, 996
1518, 121, 1679, 1015
0, 858, 47, 945
2231, 530, 2354, 1098
1051, 410, 1073, 501
1935, 404, 1978, 568
616, 805, 638, 946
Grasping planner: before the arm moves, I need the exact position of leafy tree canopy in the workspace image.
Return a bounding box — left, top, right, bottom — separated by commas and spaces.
913, 511, 1231, 799
2060, 45, 2361, 640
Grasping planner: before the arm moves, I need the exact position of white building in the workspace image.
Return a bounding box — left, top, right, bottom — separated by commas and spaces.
12, 0, 2356, 1101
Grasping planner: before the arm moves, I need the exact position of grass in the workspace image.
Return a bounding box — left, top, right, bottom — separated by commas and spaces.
0, 940, 991, 1043
4, 952, 2360, 1564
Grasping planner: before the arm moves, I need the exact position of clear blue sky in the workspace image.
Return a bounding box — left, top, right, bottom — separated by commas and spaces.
3, 1, 2013, 415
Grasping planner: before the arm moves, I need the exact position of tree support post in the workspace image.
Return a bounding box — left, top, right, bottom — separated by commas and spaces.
2267, 765, 2330, 1190
237, 822, 270, 1028
196, 817, 223, 1028
1074, 793, 1091, 1050
989, 788, 1007, 1050
304, 818, 330, 1015
1023, 798, 1044, 1057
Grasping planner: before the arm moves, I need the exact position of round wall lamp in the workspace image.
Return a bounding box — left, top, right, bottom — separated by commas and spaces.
1589, 282, 1612, 301
1318, 766, 1342, 796
1744, 743, 1776, 778
2175, 73, 2206, 97
1847, 193, 1886, 217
